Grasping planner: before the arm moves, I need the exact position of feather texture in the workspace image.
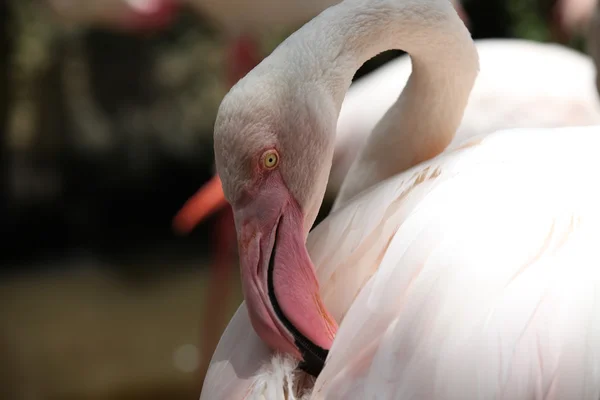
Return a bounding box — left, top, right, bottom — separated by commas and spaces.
330, 39, 600, 202
202, 125, 600, 399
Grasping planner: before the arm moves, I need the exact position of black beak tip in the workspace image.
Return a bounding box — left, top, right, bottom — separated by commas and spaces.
298, 346, 328, 377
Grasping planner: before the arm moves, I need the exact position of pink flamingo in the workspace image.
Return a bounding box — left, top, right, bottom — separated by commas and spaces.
175, 0, 469, 380
197, 0, 600, 397
174, 0, 600, 381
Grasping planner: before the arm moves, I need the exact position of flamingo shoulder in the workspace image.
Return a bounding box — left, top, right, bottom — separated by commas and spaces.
202, 126, 600, 399
311, 125, 600, 398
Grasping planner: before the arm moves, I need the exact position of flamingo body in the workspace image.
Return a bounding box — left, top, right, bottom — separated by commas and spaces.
202, 125, 600, 399
189, 0, 600, 396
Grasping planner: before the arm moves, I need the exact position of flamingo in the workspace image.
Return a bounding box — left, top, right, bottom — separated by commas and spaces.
45, 0, 179, 32
176, 0, 465, 377
176, 38, 600, 227
176, 2, 600, 381
176, 20, 600, 382
193, 0, 600, 397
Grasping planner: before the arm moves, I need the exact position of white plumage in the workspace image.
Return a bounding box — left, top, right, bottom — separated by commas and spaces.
199, 0, 600, 398
330, 39, 600, 199
311, 127, 600, 399
202, 126, 600, 399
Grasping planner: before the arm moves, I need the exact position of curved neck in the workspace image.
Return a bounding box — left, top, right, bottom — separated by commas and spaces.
278, 0, 475, 100
246, 0, 478, 227
328, 0, 478, 208
266, 0, 477, 213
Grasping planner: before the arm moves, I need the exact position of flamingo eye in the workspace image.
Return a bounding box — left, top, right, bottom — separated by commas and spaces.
261, 150, 279, 169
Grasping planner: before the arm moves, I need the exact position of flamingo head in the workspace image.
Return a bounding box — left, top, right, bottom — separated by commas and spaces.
206, 71, 339, 377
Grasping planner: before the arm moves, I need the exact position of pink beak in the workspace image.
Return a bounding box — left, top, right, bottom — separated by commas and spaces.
174, 172, 338, 375
235, 172, 338, 376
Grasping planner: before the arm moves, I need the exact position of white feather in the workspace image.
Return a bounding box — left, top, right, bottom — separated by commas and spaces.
201, 0, 600, 397
311, 126, 600, 399
330, 39, 600, 201
244, 354, 316, 400
203, 126, 600, 399
203, 127, 600, 400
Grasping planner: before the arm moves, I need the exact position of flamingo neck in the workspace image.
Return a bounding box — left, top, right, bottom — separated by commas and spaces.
278, 0, 476, 106
331, 0, 479, 208
246, 0, 478, 217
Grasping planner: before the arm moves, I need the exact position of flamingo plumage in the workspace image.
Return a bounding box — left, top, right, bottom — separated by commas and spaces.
176, 0, 468, 378
176, 10, 600, 381
193, 0, 600, 398
330, 37, 600, 203
177, 38, 600, 226
202, 126, 600, 400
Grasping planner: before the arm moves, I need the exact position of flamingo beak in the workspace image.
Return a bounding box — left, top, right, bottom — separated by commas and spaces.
173, 175, 228, 234
235, 173, 338, 377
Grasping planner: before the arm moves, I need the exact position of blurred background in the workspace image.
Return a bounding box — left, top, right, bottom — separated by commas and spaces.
0, 0, 591, 398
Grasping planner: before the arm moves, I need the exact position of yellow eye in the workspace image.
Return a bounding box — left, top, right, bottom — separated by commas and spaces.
262, 150, 279, 169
